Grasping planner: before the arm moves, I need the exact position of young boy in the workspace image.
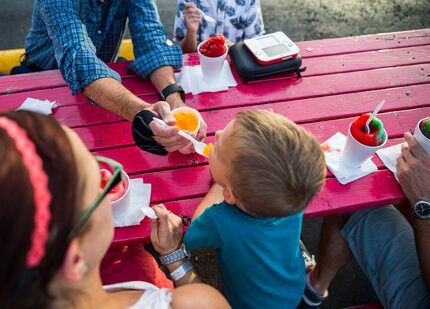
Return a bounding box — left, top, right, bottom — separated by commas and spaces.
183, 110, 326, 308
173, 0, 265, 53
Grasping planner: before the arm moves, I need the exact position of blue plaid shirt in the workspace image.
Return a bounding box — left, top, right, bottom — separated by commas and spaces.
25, 0, 183, 95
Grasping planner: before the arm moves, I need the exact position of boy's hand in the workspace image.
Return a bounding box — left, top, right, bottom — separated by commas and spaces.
150, 204, 183, 256
183, 3, 201, 34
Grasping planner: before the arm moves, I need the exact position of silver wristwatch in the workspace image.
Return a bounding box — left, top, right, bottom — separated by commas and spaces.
159, 244, 191, 265
412, 200, 430, 219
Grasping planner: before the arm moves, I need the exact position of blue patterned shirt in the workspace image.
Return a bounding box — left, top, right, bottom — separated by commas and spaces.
174, 0, 265, 44
25, 0, 183, 95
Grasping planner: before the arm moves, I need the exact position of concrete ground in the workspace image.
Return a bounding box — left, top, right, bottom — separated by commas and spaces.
1, 0, 429, 307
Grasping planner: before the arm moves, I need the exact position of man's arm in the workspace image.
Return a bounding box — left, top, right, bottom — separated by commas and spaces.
397, 132, 430, 292
127, 0, 207, 146
84, 78, 150, 122
39, 0, 121, 95
148, 66, 186, 110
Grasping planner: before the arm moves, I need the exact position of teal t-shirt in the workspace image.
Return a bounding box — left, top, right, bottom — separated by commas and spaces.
184, 201, 305, 309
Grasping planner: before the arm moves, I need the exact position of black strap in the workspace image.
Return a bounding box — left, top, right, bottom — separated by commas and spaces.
132, 110, 168, 156
160, 83, 185, 102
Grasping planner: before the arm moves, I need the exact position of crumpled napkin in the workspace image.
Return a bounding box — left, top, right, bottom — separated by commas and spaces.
112, 178, 155, 227
322, 132, 378, 185
175, 61, 237, 95
16, 97, 57, 115
376, 143, 402, 181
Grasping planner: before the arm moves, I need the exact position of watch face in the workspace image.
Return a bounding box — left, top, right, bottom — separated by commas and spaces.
415, 201, 430, 219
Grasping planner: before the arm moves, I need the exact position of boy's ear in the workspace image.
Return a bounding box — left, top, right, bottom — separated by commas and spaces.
223, 186, 236, 205
61, 239, 88, 282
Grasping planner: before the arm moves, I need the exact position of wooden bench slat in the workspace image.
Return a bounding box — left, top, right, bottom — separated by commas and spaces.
296, 29, 430, 58
0, 54, 223, 95
6, 79, 422, 130
2, 65, 428, 130
72, 102, 429, 152
94, 136, 405, 178
112, 169, 404, 245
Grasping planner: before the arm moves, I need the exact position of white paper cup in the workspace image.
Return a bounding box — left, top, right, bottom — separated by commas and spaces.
197, 41, 228, 81
110, 170, 131, 208
341, 123, 388, 169
172, 106, 201, 135
414, 118, 430, 156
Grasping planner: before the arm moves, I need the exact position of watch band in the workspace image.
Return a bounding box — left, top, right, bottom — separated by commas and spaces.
170, 261, 194, 281
159, 244, 190, 265
160, 83, 185, 102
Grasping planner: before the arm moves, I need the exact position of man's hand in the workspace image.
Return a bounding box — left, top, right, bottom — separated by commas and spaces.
150, 204, 183, 256
183, 3, 201, 35
397, 132, 430, 205
146, 101, 190, 152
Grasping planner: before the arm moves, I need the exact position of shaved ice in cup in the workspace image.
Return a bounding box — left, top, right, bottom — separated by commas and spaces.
172, 107, 201, 135
198, 34, 228, 81
414, 117, 430, 156
100, 169, 131, 207
341, 114, 387, 168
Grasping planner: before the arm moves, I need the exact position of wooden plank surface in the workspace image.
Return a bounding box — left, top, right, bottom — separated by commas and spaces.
1, 42, 429, 111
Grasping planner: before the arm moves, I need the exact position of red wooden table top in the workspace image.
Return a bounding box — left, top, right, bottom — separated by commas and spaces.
1, 29, 429, 246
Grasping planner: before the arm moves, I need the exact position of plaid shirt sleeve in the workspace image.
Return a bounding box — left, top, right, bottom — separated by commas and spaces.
127, 0, 183, 79
38, 0, 121, 95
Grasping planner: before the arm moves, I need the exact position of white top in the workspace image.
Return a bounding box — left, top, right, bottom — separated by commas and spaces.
174, 0, 265, 44
104, 281, 172, 308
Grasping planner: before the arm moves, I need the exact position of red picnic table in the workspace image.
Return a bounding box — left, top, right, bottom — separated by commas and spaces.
0, 29, 429, 247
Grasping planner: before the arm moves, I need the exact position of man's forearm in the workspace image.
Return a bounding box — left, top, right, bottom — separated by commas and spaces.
149, 66, 186, 110
412, 219, 430, 293
84, 77, 150, 121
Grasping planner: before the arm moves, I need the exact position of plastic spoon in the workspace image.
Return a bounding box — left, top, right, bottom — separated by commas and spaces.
184, 0, 215, 23
365, 100, 385, 133
152, 117, 210, 157
196, 8, 215, 23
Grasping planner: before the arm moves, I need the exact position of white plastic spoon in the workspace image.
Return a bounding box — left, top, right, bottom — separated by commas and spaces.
365, 100, 385, 133
196, 8, 215, 23
184, 0, 215, 23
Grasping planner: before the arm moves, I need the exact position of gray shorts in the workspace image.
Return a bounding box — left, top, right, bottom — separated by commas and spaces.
341, 205, 430, 309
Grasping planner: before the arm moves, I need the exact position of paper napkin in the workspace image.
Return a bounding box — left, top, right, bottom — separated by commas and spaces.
17, 97, 57, 115
112, 178, 154, 227
322, 132, 378, 185
175, 61, 237, 95
376, 143, 402, 181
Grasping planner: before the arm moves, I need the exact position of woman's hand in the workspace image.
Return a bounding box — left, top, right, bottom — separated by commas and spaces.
183, 3, 201, 34
150, 204, 183, 255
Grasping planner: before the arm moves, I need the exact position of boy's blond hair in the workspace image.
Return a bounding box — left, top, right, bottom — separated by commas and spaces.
228, 110, 326, 217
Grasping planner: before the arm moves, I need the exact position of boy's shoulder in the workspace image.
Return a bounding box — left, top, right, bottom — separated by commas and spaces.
201, 200, 244, 223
